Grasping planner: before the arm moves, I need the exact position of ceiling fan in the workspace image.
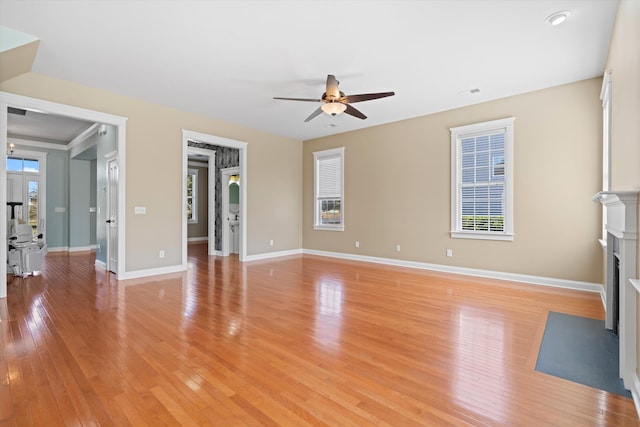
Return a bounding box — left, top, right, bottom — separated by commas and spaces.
274, 74, 395, 122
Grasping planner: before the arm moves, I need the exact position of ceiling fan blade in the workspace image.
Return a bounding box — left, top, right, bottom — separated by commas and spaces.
304, 107, 324, 122
274, 97, 322, 102
344, 104, 367, 120
325, 75, 340, 100
342, 92, 395, 104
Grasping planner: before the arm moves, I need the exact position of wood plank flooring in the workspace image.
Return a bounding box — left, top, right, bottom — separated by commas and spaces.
1, 244, 638, 426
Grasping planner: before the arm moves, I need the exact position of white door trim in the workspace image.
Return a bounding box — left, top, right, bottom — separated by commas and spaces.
182, 130, 247, 267
0, 91, 128, 298
221, 166, 240, 256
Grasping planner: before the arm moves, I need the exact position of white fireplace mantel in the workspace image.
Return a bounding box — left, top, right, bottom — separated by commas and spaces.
593, 190, 639, 388
593, 190, 639, 240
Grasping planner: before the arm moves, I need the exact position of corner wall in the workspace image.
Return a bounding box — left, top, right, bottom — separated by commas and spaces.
303, 78, 603, 284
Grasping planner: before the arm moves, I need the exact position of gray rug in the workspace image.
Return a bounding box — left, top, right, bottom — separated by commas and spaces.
536, 311, 631, 398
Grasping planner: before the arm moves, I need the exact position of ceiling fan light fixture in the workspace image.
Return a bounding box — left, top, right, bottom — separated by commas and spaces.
321, 102, 347, 116
545, 10, 571, 26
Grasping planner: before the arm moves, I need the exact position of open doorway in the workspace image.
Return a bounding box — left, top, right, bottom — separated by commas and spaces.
181, 130, 247, 268
221, 167, 240, 256
1, 92, 127, 297
186, 147, 215, 256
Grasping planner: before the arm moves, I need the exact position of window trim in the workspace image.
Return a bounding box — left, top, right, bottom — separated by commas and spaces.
313, 147, 344, 231
450, 117, 514, 241
600, 71, 612, 245
187, 168, 198, 224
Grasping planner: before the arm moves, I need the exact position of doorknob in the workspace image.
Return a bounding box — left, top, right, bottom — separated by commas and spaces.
106, 219, 112, 223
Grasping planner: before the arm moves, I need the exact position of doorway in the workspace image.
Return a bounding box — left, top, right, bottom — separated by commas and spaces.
186, 147, 215, 256
221, 167, 240, 256
181, 130, 247, 268
1, 91, 127, 297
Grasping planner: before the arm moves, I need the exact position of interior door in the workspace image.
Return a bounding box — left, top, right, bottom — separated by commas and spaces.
107, 158, 118, 274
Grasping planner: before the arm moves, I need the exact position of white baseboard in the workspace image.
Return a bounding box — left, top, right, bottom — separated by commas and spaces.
48, 245, 97, 253
244, 248, 303, 262
188, 237, 208, 243
302, 249, 604, 294
95, 260, 106, 270
631, 374, 640, 419
68, 245, 96, 253
118, 264, 185, 280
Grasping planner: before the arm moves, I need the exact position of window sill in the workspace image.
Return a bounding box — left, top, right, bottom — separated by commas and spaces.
188, 220, 198, 225
450, 231, 514, 241
314, 225, 344, 232
598, 239, 607, 249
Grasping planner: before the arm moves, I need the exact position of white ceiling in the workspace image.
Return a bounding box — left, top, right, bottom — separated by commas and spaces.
0, 1, 618, 142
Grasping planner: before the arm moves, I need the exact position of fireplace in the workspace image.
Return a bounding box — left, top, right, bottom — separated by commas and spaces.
593, 190, 639, 388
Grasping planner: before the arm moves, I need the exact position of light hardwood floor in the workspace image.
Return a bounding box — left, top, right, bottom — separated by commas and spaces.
1, 245, 638, 426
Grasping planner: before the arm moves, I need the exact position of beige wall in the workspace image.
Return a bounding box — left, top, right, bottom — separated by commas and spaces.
603, 0, 640, 380
304, 78, 603, 283
187, 164, 208, 239
1, 72, 303, 271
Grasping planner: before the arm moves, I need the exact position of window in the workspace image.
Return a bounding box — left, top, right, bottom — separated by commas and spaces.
6, 157, 39, 172
450, 117, 514, 240
186, 168, 198, 223
314, 147, 344, 231
6, 154, 45, 238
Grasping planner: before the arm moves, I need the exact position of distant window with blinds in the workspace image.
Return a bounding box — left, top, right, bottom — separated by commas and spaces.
450, 118, 514, 241
314, 147, 344, 231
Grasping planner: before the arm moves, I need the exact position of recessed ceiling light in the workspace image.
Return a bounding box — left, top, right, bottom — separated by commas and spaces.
546, 10, 572, 26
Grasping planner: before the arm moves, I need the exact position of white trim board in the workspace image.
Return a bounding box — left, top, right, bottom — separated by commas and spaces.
302, 249, 603, 293
68, 245, 97, 253
118, 264, 185, 280
244, 249, 303, 262
188, 237, 209, 243
632, 373, 640, 420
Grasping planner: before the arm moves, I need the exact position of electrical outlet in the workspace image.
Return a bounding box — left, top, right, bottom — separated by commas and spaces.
269, 239, 274, 247
159, 250, 165, 259
446, 249, 453, 257
396, 244, 401, 252
355, 241, 360, 248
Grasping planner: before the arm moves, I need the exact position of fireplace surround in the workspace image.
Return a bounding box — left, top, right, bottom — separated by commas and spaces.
593, 190, 639, 388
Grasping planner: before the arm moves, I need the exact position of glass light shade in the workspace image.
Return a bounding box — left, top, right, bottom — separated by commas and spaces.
321, 102, 347, 116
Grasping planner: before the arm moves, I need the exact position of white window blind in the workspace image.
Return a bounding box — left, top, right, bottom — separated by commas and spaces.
460, 132, 505, 232
451, 117, 514, 241
318, 154, 342, 198
314, 147, 344, 231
